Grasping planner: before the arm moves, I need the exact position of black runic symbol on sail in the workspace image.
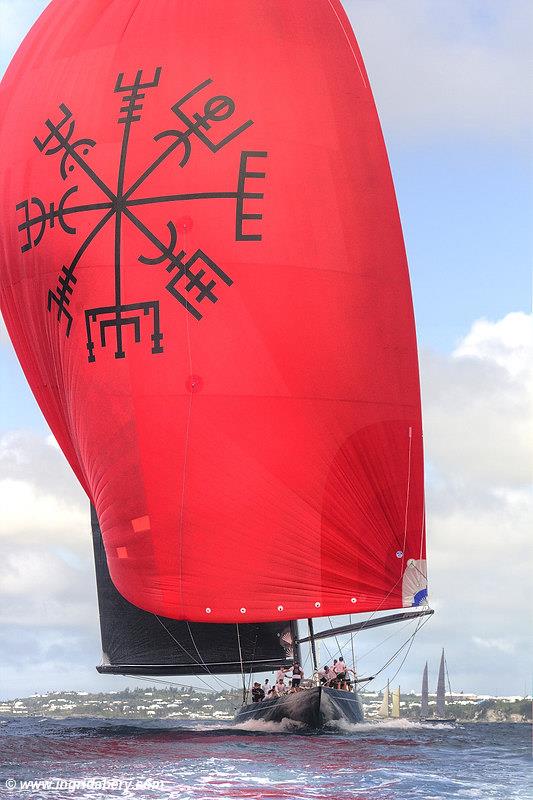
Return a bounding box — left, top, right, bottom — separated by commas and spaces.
16, 68, 267, 362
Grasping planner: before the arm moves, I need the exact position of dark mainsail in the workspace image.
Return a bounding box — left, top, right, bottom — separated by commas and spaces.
91, 507, 299, 676
421, 661, 429, 718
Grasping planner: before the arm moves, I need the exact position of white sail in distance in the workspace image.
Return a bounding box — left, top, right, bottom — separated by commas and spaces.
392, 686, 401, 718
378, 681, 390, 717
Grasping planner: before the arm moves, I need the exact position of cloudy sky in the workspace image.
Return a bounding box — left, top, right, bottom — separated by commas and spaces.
0, 0, 531, 700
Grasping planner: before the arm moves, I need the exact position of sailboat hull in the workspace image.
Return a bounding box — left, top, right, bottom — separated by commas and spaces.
233, 686, 364, 729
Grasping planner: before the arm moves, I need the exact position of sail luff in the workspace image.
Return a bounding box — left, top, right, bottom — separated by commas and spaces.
436, 649, 446, 717
421, 661, 429, 718
378, 681, 390, 717
392, 686, 400, 718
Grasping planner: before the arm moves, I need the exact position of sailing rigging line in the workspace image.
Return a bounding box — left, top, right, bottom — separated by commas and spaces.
123, 673, 225, 693
301, 641, 312, 675
377, 618, 422, 691
304, 574, 408, 668
327, 616, 342, 658
344, 574, 404, 643
245, 628, 260, 699
373, 613, 432, 692
349, 614, 356, 677
356, 617, 420, 663
317, 632, 336, 666
318, 614, 422, 685
184, 621, 237, 691
153, 614, 233, 692
444, 653, 454, 703
235, 623, 247, 704
300, 575, 405, 664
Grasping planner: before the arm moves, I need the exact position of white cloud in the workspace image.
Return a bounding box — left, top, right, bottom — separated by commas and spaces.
0, 430, 95, 634
421, 311, 532, 489
0, 478, 86, 539
473, 636, 516, 654
0, 430, 86, 509
419, 311, 532, 693
0, 547, 79, 597
453, 312, 532, 378
345, 0, 533, 141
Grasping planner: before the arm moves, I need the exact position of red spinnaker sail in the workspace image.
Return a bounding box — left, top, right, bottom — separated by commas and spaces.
0, 0, 427, 622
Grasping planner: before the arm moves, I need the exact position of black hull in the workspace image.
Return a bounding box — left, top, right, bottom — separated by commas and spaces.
234, 686, 364, 729
421, 716, 456, 724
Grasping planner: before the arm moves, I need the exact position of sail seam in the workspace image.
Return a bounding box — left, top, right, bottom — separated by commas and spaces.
401, 426, 413, 569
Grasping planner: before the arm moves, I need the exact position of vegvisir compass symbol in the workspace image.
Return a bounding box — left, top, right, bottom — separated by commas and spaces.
16, 68, 266, 361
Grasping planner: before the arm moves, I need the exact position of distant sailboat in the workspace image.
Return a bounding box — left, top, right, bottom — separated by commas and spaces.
421, 650, 456, 724
421, 661, 429, 718
378, 681, 390, 718
392, 686, 401, 719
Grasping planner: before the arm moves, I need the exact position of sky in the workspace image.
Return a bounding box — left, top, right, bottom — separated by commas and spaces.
0, 0, 531, 700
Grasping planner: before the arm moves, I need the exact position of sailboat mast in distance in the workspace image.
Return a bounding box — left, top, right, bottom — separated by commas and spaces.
436, 649, 446, 717
421, 661, 429, 718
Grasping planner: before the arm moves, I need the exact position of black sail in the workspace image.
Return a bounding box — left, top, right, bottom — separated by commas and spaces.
436, 649, 446, 717
421, 661, 429, 718
91, 506, 299, 676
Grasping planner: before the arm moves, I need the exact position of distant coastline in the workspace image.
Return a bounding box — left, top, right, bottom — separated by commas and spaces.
1, 687, 530, 723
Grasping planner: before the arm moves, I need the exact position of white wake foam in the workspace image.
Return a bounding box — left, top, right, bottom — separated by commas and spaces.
231, 717, 306, 733
325, 717, 456, 733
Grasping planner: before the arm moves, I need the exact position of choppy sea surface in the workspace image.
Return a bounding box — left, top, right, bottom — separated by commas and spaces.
0, 716, 531, 800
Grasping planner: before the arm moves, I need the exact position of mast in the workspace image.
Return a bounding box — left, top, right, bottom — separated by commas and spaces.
436, 649, 446, 717
392, 686, 401, 718
307, 618, 318, 675
378, 681, 390, 717
420, 661, 429, 718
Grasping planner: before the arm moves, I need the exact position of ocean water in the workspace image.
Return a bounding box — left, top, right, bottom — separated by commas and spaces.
0, 716, 531, 800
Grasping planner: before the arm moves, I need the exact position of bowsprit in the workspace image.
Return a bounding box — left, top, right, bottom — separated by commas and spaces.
16, 68, 267, 362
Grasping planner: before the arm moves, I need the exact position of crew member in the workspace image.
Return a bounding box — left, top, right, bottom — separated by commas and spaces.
334, 656, 348, 690
251, 682, 265, 703
275, 666, 289, 684
319, 665, 334, 686
291, 662, 304, 690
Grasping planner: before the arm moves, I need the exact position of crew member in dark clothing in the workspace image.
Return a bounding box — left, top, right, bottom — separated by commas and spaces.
291, 662, 304, 689
251, 682, 265, 703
